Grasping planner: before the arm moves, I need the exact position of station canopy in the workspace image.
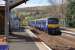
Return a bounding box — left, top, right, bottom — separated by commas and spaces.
0, 0, 28, 9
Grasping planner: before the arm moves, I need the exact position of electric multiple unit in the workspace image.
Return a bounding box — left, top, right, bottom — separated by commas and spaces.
28, 17, 61, 35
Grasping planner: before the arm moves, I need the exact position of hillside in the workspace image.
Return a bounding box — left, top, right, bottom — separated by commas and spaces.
15, 5, 66, 18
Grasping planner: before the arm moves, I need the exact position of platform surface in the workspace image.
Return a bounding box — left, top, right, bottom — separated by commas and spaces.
9, 29, 51, 50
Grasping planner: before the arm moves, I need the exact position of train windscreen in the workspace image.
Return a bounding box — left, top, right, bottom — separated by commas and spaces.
48, 18, 59, 24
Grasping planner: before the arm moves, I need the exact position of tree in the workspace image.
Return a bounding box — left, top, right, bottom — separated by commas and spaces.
66, 0, 75, 27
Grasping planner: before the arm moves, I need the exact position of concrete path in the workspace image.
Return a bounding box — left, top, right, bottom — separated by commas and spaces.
8, 29, 51, 50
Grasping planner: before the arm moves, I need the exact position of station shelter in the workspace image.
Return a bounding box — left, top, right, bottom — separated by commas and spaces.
0, 0, 28, 35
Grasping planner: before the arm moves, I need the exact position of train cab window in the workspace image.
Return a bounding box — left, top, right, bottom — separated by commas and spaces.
48, 18, 59, 24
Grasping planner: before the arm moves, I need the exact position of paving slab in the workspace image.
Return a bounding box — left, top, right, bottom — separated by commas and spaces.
8, 29, 51, 50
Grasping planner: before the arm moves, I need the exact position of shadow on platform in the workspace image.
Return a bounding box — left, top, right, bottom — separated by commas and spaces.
11, 27, 25, 32
9, 34, 40, 50
9, 33, 41, 42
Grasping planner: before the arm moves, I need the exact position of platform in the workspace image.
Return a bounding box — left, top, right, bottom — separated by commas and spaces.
8, 29, 51, 50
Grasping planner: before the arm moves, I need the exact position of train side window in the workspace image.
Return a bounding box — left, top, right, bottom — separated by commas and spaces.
42, 20, 46, 26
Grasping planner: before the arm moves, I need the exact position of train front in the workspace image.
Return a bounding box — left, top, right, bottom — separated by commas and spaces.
48, 18, 61, 35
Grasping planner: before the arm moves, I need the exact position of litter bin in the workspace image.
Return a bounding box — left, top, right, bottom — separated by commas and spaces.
0, 45, 8, 50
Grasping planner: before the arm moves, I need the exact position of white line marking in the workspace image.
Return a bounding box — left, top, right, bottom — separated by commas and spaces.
26, 29, 52, 50
41, 42, 52, 50
25, 29, 37, 38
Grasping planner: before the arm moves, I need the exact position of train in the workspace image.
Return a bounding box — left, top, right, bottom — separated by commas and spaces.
28, 17, 61, 35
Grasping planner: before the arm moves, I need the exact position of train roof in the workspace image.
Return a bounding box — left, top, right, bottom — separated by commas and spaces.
37, 18, 48, 20
30, 16, 58, 21
35, 16, 58, 21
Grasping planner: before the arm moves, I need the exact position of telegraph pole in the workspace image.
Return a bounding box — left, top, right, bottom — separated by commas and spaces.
5, 0, 9, 37
62, 0, 63, 17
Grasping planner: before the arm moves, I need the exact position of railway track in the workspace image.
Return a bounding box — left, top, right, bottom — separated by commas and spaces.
61, 30, 75, 36
30, 28, 75, 50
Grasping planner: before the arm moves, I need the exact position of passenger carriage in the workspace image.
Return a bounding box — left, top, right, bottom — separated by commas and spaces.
28, 17, 61, 35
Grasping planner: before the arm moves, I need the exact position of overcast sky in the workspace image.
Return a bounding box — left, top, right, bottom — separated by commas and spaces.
0, 0, 5, 6
16, 0, 50, 8
16, 0, 63, 8
0, 0, 63, 7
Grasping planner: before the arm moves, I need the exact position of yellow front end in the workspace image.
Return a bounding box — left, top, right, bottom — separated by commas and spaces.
48, 24, 60, 28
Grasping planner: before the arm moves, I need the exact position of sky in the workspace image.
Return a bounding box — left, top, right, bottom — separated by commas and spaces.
15, 0, 63, 8
0, 0, 63, 7
16, 0, 50, 8
0, 0, 5, 6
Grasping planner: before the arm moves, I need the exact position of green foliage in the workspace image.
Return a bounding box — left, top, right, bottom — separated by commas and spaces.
67, 0, 75, 16
66, 0, 75, 27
